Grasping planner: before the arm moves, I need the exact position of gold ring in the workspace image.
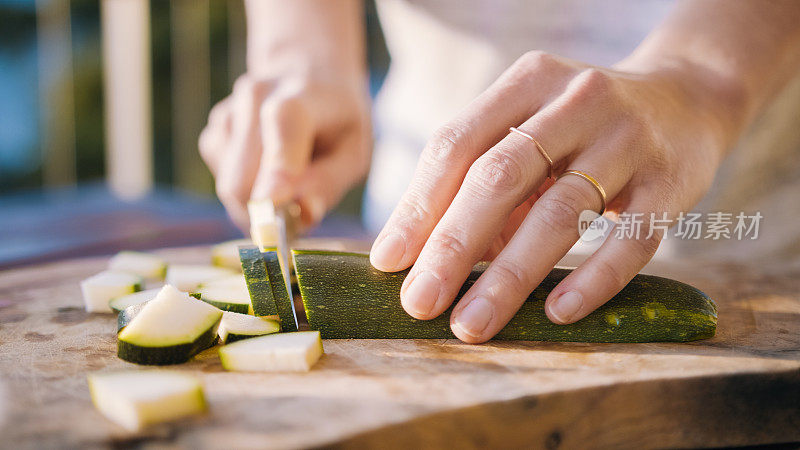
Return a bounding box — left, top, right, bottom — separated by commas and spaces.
558, 170, 607, 215
509, 127, 554, 179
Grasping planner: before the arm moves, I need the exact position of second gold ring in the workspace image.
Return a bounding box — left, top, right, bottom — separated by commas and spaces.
557, 170, 607, 215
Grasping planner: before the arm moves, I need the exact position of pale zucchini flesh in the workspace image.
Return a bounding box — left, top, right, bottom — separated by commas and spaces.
81, 271, 143, 313
88, 371, 206, 431
118, 285, 223, 365
218, 311, 280, 343
108, 251, 167, 280
211, 239, 252, 271
165, 264, 236, 292
219, 331, 323, 372
196, 274, 252, 314
109, 288, 161, 313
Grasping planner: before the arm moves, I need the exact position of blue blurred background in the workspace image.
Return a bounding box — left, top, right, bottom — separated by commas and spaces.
0, 0, 387, 267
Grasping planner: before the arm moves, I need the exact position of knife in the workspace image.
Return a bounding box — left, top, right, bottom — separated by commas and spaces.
274, 201, 301, 331
248, 199, 301, 330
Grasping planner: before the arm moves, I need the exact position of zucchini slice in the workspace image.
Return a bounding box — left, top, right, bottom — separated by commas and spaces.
196, 274, 253, 314
88, 371, 206, 431
262, 250, 298, 332
165, 264, 236, 292
109, 288, 161, 314
118, 285, 223, 365
219, 331, 323, 372
292, 250, 718, 342
239, 246, 279, 318
218, 311, 280, 344
247, 200, 278, 250
116, 292, 201, 331
81, 271, 143, 313
211, 238, 251, 271
108, 251, 167, 280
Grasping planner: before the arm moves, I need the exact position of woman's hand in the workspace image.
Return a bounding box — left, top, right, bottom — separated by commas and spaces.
199, 75, 370, 230
370, 50, 742, 343
199, 0, 369, 230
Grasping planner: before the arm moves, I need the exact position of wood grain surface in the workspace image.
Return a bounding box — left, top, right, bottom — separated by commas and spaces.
0, 245, 798, 449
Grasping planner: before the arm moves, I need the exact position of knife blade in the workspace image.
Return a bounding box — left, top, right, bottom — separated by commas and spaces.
274, 201, 300, 331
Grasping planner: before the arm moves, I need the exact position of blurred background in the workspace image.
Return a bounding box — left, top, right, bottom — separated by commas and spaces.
0, 0, 388, 268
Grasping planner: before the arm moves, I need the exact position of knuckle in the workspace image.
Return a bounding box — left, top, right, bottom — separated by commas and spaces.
424, 123, 471, 166
197, 129, 215, 160
431, 230, 469, 259
534, 189, 586, 233
466, 151, 526, 197
567, 68, 614, 106
516, 50, 557, 71
397, 190, 434, 226
593, 256, 630, 291
490, 261, 529, 295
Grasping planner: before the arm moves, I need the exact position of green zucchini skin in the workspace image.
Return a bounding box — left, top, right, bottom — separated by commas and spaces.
261, 251, 298, 332
239, 246, 278, 317
224, 333, 263, 344
198, 298, 250, 314
292, 250, 717, 342
117, 320, 221, 365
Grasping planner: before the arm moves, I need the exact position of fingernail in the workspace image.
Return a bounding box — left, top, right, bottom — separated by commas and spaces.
402, 271, 441, 317
549, 291, 583, 323
370, 233, 406, 270
454, 297, 494, 337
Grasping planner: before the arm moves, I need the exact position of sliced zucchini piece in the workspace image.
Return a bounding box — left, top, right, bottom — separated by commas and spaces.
88, 371, 206, 431
262, 251, 298, 332
108, 251, 167, 280
165, 264, 236, 292
293, 250, 718, 342
219, 331, 323, 372
81, 271, 143, 313
239, 246, 279, 318
247, 200, 278, 250
196, 274, 252, 314
211, 238, 252, 271
109, 288, 161, 314
118, 285, 223, 365
116, 292, 201, 331
218, 311, 280, 344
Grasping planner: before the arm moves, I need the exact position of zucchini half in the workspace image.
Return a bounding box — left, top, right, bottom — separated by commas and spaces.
292, 250, 718, 342
117, 285, 223, 365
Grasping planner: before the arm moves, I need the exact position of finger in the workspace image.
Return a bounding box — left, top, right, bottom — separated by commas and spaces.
448, 152, 633, 343
216, 78, 267, 229
198, 97, 232, 175
251, 93, 315, 205
398, 79, 612, 321
294, 128, 370, 227
544, 191, 667, 325
370, 52, 578, 272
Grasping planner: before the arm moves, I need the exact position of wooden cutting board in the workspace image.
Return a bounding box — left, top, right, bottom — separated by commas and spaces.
0, 244, 798, 449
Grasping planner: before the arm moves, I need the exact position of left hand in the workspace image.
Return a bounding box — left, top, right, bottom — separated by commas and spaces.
369, 50, 738, 343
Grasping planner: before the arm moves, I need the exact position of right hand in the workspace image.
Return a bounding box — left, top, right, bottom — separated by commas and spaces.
199, 74, 371, 230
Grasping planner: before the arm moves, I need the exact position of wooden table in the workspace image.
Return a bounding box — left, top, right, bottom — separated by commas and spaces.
0, 246, 798, 449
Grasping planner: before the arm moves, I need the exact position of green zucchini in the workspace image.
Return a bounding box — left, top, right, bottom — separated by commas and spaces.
108, 251, 167, 281
292, 250, 717, 342
218, 311, 280, 343
239, 246, 279, 317
196, 274, 253, 314
109, 288, 161, 313
261, 251, 299, 332
165, 264, 237, 292
81, 271, 143, 313
117, 285, 223, 365
116, 292, 201, 331
218, 331, 323, 372
88, 370, 206, 431
211, 238, 251, 271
